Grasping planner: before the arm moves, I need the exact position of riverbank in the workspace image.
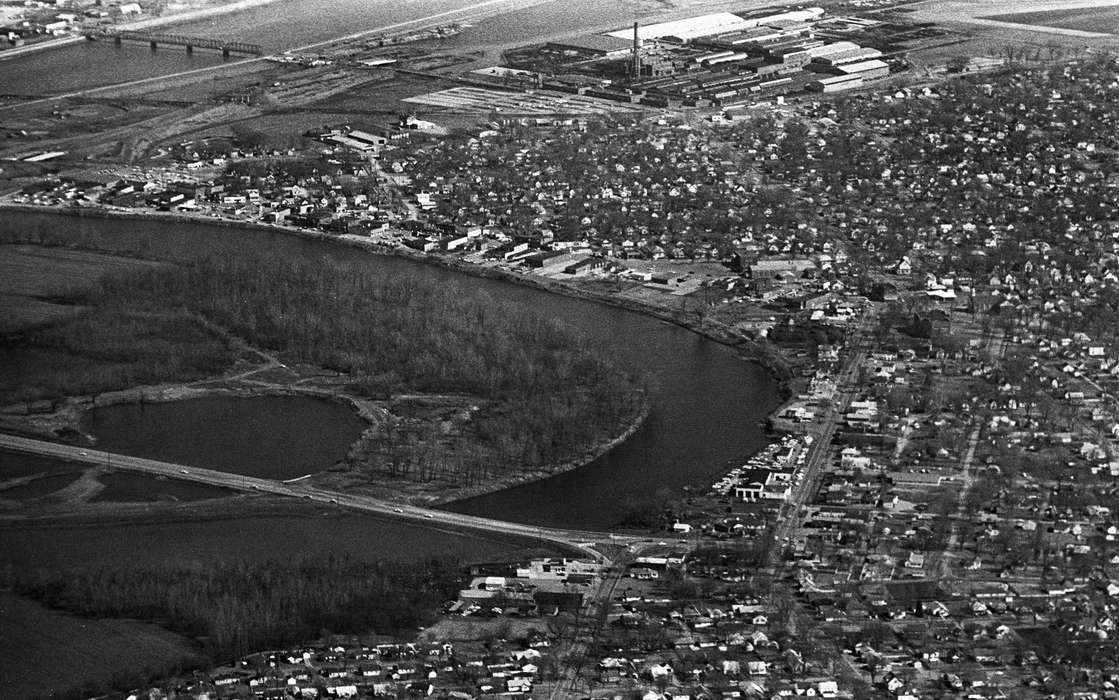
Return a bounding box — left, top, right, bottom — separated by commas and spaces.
0, 217, 659, 507
0, 202, 795, 385
0, 0, 282, 63
0, 35, 84, 62
115, 0, 282, 33
320, 386, 651, 505
1, 368, 647, 507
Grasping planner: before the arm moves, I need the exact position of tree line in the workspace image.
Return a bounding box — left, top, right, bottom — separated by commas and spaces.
88, 254, 645, 482
5, 251, 643, 481
15, 555, 461, 663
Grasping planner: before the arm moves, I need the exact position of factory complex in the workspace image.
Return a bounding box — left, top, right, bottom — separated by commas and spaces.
495, 5, 912, 109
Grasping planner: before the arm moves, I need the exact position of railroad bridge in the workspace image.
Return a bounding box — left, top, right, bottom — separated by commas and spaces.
86, 29, 263, 57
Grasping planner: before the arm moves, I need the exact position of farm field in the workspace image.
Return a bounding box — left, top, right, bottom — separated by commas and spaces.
0, 245, 161, 331
0, 591, 198, 699
981, 5, 1119, 32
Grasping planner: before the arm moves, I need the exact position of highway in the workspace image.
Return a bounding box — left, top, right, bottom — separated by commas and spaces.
0, 432, 645, 563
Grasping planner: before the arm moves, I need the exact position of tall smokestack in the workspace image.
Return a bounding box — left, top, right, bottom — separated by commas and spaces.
632, 21, 640, 81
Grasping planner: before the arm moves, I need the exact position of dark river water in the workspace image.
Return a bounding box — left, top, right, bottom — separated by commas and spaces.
0, 210, 780, 530
84, 395, 366, 480
0, 0, 646, 95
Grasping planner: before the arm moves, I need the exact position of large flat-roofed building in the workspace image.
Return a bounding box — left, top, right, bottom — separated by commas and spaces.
807, 41, 861, 58
808, 74, 864, 92
606, 12, 754, 42
812, 46, 883, 66
832, 58, 890, 80
545, 33, 634, 58
741, 7, 826, 26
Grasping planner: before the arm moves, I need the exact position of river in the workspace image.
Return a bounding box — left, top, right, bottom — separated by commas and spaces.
0, 0, 645, 96
0, 209, 780, 530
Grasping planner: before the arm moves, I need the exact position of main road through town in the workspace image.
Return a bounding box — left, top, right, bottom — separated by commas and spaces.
767, 308, 875, 567
0, 432, 652, 563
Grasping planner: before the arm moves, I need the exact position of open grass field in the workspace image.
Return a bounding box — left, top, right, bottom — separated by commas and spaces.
0, 100, 172, 159
0, 592, 198, 699
982, 5, 1119, 32
0, 244, 161, 332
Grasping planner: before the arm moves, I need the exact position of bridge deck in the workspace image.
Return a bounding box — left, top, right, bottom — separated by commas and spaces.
87, 29, 263, 56
0, 433, 651, 563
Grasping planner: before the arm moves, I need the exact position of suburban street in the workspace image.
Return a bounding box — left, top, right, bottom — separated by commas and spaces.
0, 432, 646, 562
768, 310, 874, 566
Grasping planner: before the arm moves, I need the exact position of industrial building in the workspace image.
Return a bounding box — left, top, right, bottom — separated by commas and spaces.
606, 12, 756, 42
808, 74, 864, 92
811, 46, 883, 66
543, 33, 634, 59
508, 6, 891, 107
607, 8, 826, 42
830, 58, 890, 80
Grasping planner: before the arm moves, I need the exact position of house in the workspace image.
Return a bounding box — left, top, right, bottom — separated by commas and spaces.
733, 468, 791, 501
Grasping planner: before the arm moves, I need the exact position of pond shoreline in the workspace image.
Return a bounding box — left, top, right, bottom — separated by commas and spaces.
0, 203, 788, 519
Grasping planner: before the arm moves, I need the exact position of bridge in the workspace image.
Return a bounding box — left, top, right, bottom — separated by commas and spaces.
86, 29, 263, 57
0, 433, 658, 564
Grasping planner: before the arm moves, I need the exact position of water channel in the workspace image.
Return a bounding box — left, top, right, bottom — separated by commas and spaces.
0, 210, 781, 530
0, 0, 645, 96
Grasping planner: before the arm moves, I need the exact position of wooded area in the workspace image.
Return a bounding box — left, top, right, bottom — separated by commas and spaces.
14, 555, 461, 662
97, 255, 644, 480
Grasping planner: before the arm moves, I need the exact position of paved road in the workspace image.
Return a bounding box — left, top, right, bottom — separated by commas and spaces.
935, 424, 983, 578
0, 432, 646, 563
545, 546, 637, 700
768, 310, 873, 565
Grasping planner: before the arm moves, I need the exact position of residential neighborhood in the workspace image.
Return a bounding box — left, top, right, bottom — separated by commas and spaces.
2, 1, 1119, 698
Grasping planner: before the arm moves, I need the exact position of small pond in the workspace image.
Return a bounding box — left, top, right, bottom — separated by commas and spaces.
83, 395, 367, 480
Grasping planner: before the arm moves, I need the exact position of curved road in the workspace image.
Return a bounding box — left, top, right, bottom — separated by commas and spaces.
0, 432, 649, 563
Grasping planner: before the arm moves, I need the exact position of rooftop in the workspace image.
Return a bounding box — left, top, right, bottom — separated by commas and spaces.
606, 13, 755, 42
546, 33, 635, 55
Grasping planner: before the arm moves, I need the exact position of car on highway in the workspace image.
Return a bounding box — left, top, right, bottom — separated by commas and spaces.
79, 451, 88, 456
424, 513, 434, 519
393, 508, 403, 513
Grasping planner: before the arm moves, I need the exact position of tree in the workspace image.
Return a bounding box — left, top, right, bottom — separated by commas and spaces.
946, 56, 969, 74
